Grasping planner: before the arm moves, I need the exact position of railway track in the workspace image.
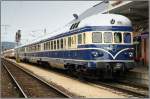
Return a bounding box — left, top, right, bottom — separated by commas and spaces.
2, 59, 72, 98
3, 58, 149, 98
1, 63, 25, 97
39, 63, 149, 98
35, 62, 149, 98
31, 62, 149, 98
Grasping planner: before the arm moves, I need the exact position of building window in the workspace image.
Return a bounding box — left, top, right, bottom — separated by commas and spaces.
114, 32, 122, 43
92, 32, 102, 43
78, 34, 82, 44
104, 32, 112, 43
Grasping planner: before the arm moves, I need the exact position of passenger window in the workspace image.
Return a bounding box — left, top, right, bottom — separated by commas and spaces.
104, 32, 112, 43
51, 41, 53, 50
46, 42, 49, 50
71, 37, 74, 44
83, 33, 86, 44
114, 32, 122, 43
68, 37, 71, 47
54, 40, 56, 50
64, 38, 66, 48
73, 35, 76, 44
92, 32, 102, 43
49, 42, 51, 50
57, 40, 59, 49
60, 39, 63, 49
44, 43, 45, 50
38, 44, 40, 51
78, 34, 82, 44
124, 33, 131, 43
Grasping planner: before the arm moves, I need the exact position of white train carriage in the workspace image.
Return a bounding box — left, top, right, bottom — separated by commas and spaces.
3, 49, 15, 59
15, 14, 135, 78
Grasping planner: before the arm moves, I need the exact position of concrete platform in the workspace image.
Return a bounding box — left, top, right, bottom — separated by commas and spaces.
121, 64, 149, 87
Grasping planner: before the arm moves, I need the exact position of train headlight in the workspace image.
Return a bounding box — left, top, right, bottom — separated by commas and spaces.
129, 52, 134, 58
91, 51, 99, 57
91, 51, 103, 57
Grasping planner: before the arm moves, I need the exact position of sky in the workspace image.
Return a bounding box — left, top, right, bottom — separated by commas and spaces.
1, 1, 101, 44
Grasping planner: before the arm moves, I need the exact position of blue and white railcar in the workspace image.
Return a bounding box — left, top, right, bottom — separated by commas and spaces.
16, 14, 135, 78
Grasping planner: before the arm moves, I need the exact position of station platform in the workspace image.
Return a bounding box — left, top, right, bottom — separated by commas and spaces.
121, 63, 149, 87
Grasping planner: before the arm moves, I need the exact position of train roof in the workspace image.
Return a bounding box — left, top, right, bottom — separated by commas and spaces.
17, 13, 132, 48
78, 13, 132, 27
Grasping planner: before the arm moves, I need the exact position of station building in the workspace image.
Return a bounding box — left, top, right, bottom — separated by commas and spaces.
102, 1, 149, 67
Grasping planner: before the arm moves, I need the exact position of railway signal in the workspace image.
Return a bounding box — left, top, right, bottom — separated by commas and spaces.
15, 30, 21, 62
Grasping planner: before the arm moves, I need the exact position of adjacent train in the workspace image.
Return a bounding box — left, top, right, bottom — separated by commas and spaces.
15, 14, 135, 79
3, 49, 15, 59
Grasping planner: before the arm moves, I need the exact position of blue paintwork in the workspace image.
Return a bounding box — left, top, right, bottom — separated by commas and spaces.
24, 44, 134, 62
23, 44, 134, 69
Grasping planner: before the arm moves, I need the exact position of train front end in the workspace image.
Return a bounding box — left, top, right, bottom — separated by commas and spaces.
78, 14, 135, 78
89, 30, 135, 78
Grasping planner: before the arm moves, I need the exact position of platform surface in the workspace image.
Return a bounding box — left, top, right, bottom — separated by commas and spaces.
123, 64, 149, 87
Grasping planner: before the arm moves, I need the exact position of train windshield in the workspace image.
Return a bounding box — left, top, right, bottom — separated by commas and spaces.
124, 32, 131, 43
92, 32, 102, 43
104, 32, 113, 43
114, 32, 122, 43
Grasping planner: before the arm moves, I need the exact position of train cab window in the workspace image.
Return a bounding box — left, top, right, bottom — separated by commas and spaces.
124, 33, 131, 43
114, 32, 122, 43
68, 37, 71, 47
104, 32, 112, 43
92, 32, 102, 43
60, 39, 63, 49
78, 34, 82, 44
54, 40, 56, 50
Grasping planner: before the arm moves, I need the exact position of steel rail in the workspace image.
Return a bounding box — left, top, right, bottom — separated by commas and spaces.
3, 59, 73, 98
2, 61, 28, 98
4, 58, 148, 98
